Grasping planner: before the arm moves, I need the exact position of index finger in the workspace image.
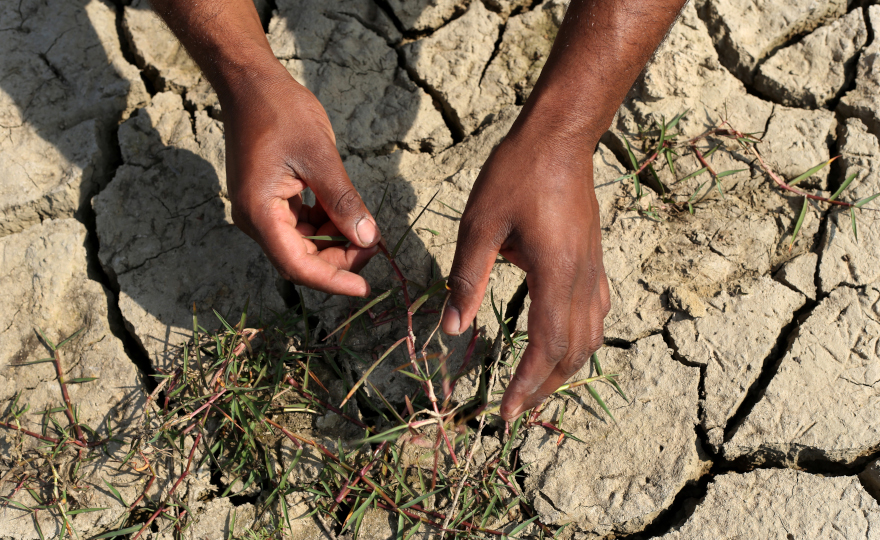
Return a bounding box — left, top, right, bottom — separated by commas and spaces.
256, 201, 376, 297
500, 268, 574, 419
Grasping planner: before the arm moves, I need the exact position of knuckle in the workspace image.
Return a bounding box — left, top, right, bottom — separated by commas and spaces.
446, 271, 479, 297
544, 334, 570, 365
561, 350, 589, 378
332, 186, 362, 217
587, 328, 604, 355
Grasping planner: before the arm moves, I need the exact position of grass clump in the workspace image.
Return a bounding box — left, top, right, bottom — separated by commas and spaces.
0, 217, 624, 539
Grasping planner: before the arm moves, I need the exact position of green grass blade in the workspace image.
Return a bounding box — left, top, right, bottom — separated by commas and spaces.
789, 157, 836, 187
854, 192, 880, 208
688, 181, 707, 203
55, 328, 84, 350
677, 167, 708, 184
829, 172, 858, 201
715, 168, 746, 178
490, 289, 513, 348
604, 375, 629, 403
658, 116, 667, 148
398, 487, 445, 510
35, 328, 56, 351
341, 337, 406, 406
789, 196, 809, 250
212, 309, 235, 333
343, 491, 378, 532
665, 149, 676, 177
508, 515, 539, 537
15, 358, 55, 366
438, 200, 462, 215
375, 183, 391, 218
324, 287, 399, 340
591, 352, 603, 376
851, 207, 858, 240
403, 521, 422, 540
409, 279, 447, 315
66, 507, 107, 516
303, 235, 348, 242
393, 369, 426, 383
392, 189, 440, 258
664, 109, 688, 131
611, 172, 636, 184
102, 480, 128, 507
622, 135, 639, 171
67, 377, 98, 384
358, 424, 409, 445
93, 524, 145, 539
703, 143, 721, 158
586, 383, 615, 422
715, 175, 725, 198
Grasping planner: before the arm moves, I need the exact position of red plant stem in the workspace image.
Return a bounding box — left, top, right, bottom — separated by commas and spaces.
375, 243, 460, 464
131, 433, 202, 540
746, 145, 854, 207
1, 474, 29, 508
0, 421, 111, 448
127, 475, 156, 512
210, 404, 245, 432
184, 389, 226, 421
372, 499, 449, 532
691, 145, 717, 179
633, 146, 665, 176
685, 123, 856, 208
330, 441, 388, 511
495, 468, 519, 495
0, 421, 60, 444
53, 350, 85, 446
263, 417, 304, 450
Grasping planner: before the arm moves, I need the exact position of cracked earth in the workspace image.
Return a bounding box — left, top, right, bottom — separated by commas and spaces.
2, 0, 880, 538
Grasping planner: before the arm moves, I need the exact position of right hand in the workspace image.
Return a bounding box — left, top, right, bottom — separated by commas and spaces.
220, 63, 381, 297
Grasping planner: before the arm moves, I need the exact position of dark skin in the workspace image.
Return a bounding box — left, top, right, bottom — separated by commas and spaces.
151, 0, 687, 420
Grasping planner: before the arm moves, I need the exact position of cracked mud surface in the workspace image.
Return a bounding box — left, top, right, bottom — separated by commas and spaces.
2, 0, 880, 538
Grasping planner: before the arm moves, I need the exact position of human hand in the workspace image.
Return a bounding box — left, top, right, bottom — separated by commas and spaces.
220, 63, 381, 297
441, 121, 611, 421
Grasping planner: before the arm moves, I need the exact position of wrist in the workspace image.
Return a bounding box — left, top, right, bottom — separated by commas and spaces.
207, 46, 293, 107
504, 88, 606, 167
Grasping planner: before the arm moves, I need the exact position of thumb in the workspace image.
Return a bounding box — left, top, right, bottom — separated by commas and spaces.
442, 222, 500, 336
307, 154, 380, 249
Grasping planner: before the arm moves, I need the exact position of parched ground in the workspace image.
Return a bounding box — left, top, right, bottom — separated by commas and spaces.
1, 0, 880, 538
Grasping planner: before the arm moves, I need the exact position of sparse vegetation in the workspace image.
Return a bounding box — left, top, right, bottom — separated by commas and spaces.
615, 110, 877, 245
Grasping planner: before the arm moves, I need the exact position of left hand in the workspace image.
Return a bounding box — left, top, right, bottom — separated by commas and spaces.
441, 122, 611, 420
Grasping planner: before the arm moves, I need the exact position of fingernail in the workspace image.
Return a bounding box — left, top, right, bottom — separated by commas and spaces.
356, 218, 379, 247
443, 305, 462, 335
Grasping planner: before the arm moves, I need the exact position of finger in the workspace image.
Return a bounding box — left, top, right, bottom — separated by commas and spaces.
313, 221, 346, 250
288, 194, 303, 221
515, 276, 605, 415
303, 153, 380, 249
500, 268, 575, 420
318, 244, 380, 275
308, 201, 329, 225
295, 222, 318, 237
442, 216, 502, 336
256, 200, 373, 297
